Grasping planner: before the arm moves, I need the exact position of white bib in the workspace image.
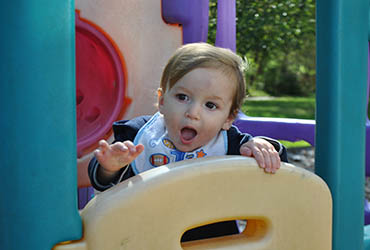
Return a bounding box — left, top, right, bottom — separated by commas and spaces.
131, 112, 228, 174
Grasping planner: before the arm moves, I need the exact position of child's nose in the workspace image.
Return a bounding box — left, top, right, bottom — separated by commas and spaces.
185, 104, 201, 120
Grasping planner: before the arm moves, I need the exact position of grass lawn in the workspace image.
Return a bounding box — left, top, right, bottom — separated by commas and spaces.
241, 96, 315, 120
241, 96, 316, 148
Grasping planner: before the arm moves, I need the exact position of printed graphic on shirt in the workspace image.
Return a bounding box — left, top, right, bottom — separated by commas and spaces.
149, 153, 169, 167
162, 139, 175, 149
196, 149, 207, 158
149, 141, 207, 167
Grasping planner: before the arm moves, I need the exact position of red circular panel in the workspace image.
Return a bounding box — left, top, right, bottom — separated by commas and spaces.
75, 12, 126, 157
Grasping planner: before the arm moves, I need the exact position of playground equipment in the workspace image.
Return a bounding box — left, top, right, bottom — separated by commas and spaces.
0, 0, 368, 250
209, 0, 370, 231
75, 0, 239, 207
75, 0, 183, 188
74, 0, 217, 207
54, 157, 332, 250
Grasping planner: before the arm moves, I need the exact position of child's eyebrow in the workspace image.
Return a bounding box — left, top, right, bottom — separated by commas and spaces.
175, 86, 191, 92
174, 86, 193, 95
175, 86, 227, 104
207, 95, 226, 104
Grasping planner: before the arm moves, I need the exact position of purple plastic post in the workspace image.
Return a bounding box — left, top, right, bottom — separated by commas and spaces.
161, 0, 209, 44
78, 186, 95, 209
215, 0, 236, 52
234, 113, 316, 145
78, 187, 87, 210
365, 199, 370, 224
366, 126, 370, 176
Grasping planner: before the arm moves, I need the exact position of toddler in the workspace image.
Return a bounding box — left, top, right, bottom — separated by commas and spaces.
88, 43, 288, 241
89, 42, 287, 190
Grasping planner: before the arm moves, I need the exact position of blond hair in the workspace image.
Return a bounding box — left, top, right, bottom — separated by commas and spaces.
160, 43, 247, 118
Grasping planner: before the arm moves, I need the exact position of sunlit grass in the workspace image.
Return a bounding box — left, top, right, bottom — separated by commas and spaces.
280, 140, 312, 148
241, 96, 315, 148
242, 96, 315, 120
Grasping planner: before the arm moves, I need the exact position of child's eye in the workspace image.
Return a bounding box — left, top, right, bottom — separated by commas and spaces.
176, 94, 189, 102
205, 102, 217, 110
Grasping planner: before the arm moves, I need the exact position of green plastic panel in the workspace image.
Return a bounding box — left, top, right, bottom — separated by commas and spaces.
0, 1, 82, 249
316, 0, 368, 250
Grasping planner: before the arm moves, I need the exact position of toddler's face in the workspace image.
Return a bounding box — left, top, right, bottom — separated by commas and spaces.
158, 68, 235, 152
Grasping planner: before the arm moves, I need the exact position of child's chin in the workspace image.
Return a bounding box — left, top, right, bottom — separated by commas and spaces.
176, 143, 200, 153
179, 138, 198, 151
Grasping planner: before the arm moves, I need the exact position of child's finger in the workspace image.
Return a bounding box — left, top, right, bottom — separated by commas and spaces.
94, 147, 109, 162
252, 148, 265, 169
111, 142, 128, 152
93, 148, 102, 158
240, 145, 252, 156
123, 141, 137, 153
98, 140, 109, 148
261, 148, 272, 173
135, 144, 145, 154
98, 140, 110, 153
94, 140, 108, 157
270, 151, 281, 173
130, 144, 144, 158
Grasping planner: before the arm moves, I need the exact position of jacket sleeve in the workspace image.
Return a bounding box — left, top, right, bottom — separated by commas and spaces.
226, 125, 288, 162
88, 115, 151, 191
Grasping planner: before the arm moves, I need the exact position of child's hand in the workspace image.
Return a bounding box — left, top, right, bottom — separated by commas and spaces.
240, 138, 281, 173
94, 140, 144, 175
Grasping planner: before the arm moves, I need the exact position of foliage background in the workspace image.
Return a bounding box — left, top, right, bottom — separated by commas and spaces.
208, 0, 316, 97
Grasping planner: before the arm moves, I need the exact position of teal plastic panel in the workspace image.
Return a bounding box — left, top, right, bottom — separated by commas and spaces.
365, 225, 370, 249
316, 0, 368, 250
0, 1, 82, 249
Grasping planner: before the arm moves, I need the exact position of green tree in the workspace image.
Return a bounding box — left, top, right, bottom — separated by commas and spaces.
209, 0, 316, 96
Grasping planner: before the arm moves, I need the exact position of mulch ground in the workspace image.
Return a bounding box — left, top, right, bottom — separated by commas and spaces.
287, 147, 370, 200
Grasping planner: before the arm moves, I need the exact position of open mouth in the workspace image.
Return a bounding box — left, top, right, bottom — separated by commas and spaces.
180, 127, 197, 144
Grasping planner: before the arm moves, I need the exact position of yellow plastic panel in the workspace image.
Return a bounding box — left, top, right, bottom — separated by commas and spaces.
56, 156, 332, 250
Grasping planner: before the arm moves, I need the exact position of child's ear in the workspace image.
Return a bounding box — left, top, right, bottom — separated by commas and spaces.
222, 115, 235, 130
157, 88, 165, 112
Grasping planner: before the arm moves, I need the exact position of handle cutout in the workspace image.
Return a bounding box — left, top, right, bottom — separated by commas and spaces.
181, 219, 269, 248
